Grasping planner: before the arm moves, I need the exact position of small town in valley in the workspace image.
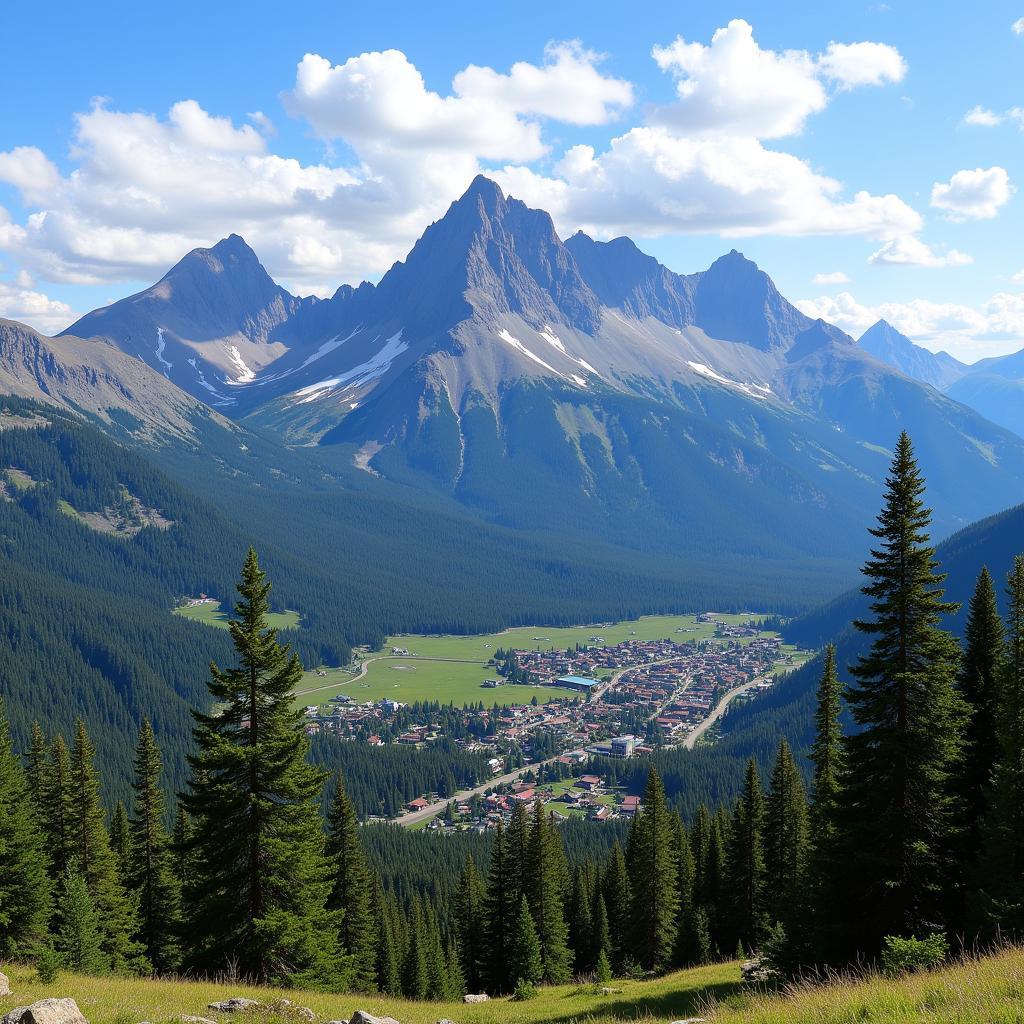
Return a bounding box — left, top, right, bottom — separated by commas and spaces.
299, 617, 810, 828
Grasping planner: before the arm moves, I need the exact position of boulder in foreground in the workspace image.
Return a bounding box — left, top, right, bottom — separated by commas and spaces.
2, 998, 89, 1024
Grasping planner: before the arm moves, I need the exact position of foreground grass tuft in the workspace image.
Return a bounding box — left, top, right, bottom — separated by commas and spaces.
3, 948, 1024, 1024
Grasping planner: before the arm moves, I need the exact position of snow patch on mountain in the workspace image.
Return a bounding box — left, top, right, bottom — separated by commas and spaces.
294, 331, 407, 404
687, 361, 771, 400
154, 328, 172, 376
539, 325, 567, 354
225, 345, 256, 385
498, 329, 562, 376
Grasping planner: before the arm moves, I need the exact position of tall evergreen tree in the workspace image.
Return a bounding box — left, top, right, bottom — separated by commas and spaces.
56, 871, 110, 976
836, 432, 966, 956
373, 882, 402, 997
627, 767, 678, 973
591, 890, 611, 972
170, 805, 194, 883
483, 821, 517, 992
809, 645, 843, 849
44, 735, 74, 879
726, 758, 767, 951
181, 549, 340, 986
401, 898, 430, 1000
0, 698, 52, 958
326, 772, 377, 991
976, 556, 1024, 929
69, 719, 143, 973
25, 721, 48, 812
509, 896, 543, 989
764, 740, 809, 930
455, 855, 487, 994
602, 841, 631, 972
109, 801, 131, 883
960, 566, 1004, 845
525, 801, 572, 984
128, 718, 181, 973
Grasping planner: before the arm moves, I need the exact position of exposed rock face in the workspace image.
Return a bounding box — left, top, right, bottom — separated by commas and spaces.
179, 1016, 217, 1024
0, 972, 11, 997
2, 998, 89, 1024
462, 994, 490, 1004
347, 1013, 401, 1024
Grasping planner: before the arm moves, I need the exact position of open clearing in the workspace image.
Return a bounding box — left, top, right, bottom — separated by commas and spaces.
5, 948, 1024, 1024
294, 612, 801, 710
295, 658, 567, 708
175, 600, 301, 631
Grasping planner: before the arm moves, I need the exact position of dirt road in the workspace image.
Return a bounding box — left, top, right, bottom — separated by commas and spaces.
682, 673, 769, 749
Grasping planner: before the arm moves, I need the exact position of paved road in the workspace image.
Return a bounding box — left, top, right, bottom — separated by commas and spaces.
391, 754, 570, 827
682, 673, 770, 749
392, 655, 697, 827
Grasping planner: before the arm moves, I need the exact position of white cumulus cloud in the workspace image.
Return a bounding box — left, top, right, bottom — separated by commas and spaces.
0, 276, 78, 335
962, 105, 1002, 126
812, 271, 850, 285
797, 290, 1024, 361
817, 40, 906, 90
1013, 16, 1024, 34
869, 235, 972, 267
931, 166, 1014, 220
650, 20, 904, 139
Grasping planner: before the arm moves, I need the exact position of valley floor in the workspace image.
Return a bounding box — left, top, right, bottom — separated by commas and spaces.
4, 949, 1024, 1024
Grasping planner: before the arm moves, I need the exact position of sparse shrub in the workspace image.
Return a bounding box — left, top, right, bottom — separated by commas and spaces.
880, 933, 949, 976
511, 979, 538, 1001
35, 946, 62, 984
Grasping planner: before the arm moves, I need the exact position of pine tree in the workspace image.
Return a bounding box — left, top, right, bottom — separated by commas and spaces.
590, 890, 611, 972
602, 841, 631, 972
509, 896, 543, 988
326, 772, 377, 990
69, 719, 144, 973
726, 759, 767, 951
627, 768, 678, 973
525, 801, 572, 984
56, 871, 110, 975
976, 556, 1024, 929
402, 898, 430, 1000
455, 855, 487, 994
181, 549, 340, 986
44, 735, 74, 879
836, 433, 967, 956
373, 883, 402, 997
25, 721, 48, 811
170, 805, 194, 882
0, 698, 52, 958
764, 739, 808, 930
673, 816, 696, 966
109, 801, 131, 883
809, 645, 843, 850
128, 718, 181, 973
483, 821, 517, 992
568, 867, 593, 972
959, 568, 1004, 861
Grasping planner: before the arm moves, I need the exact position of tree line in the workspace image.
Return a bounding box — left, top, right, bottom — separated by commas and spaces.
3, 433, 1024, 994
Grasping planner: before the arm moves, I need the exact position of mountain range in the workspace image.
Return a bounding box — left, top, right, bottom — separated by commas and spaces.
854, 318, 1024, 441
0, 175, 1019, 615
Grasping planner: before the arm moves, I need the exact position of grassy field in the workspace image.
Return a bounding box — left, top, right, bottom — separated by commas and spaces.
175, 601, 301, 631
294, 612, 797, 710
4, 949, 1024, 1024
295, 658, 568, 709
0, 960, 738, 1024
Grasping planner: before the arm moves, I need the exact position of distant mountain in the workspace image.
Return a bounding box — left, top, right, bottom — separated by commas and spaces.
15, 174, 1024, 589
61, 234, 326, 403
0, 317, 231, 441
857, 319, 967, 390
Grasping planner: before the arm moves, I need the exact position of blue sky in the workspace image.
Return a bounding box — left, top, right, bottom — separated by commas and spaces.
1, 0, 1022, 360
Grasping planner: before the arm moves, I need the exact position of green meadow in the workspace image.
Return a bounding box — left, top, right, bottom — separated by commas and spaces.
174, 600, 301, 631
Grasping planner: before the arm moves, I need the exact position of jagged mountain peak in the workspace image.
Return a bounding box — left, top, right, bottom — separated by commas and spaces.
858, 319, 966, 390
374, 174, 601, 335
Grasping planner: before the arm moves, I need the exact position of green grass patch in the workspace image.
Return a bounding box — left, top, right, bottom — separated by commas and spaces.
4, 467, 38, 490
0, 959, 739, 1024
295, 659, 569, 709
175, 600, 301, 631
6, 949, 1024, 1024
